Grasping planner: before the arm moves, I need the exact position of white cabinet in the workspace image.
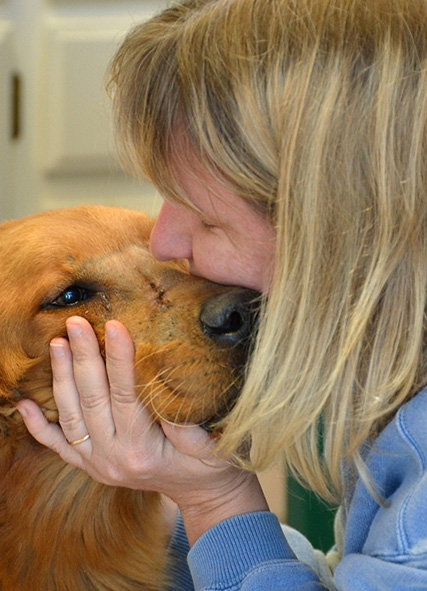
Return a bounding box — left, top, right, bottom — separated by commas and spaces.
1, 0, 168, 221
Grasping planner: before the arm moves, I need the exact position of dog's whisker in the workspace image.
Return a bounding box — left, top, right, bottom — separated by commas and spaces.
133, 342, 180, 367
142, 375, 196, 426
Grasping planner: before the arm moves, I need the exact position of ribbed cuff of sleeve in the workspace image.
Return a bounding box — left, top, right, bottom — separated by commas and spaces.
167, 512, 194, 591
188, 511, 295, 591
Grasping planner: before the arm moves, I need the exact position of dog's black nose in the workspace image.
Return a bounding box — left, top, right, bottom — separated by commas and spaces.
199, 289, 260, 348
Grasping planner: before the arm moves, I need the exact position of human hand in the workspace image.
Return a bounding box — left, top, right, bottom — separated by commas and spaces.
17, 316, 268, 544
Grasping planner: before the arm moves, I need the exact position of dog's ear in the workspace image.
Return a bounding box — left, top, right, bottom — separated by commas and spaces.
0, 342, 58, 422
0, 343, 34, 399
0, 311, 36, 400
0, 218, 49, 405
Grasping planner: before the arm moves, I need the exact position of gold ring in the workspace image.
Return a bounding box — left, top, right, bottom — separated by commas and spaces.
68, 434, 91, 446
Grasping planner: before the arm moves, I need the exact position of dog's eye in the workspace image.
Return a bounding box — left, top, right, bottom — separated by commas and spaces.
50, 285, 93, 308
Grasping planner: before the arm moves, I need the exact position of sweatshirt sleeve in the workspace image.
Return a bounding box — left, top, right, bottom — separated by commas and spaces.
167, 512, 194, 591
187, 511, 332, 591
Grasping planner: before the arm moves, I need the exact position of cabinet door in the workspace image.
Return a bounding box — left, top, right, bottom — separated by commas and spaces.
5, 0, 169, 218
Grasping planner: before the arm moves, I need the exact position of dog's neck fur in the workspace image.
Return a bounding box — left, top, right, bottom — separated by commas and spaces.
0, 389, 169, 591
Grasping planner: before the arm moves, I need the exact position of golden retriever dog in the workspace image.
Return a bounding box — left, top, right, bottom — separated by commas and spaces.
0, 205, 258, 591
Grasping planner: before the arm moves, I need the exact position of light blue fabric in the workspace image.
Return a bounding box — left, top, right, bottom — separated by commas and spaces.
167, 389, 427, 590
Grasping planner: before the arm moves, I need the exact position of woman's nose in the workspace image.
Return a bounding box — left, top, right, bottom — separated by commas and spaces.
149, 201, 193, 262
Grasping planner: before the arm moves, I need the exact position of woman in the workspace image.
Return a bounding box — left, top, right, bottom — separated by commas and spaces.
18, 0, 427, 588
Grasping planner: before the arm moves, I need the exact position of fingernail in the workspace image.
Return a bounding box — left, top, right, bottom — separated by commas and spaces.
50, 342, 65, 358
106, 322, 117, 339
16, 403, 27, 418
66, 322, 83, 338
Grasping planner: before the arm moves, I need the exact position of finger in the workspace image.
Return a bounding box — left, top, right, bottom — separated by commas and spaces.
161, 422, 219, 462
106, 320, 155, 445
16, 399, 86, 470
49, 337, 92, 446
64, 317, 115, 444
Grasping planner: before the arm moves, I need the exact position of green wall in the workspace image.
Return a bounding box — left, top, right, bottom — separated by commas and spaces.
286, 474, 337, 553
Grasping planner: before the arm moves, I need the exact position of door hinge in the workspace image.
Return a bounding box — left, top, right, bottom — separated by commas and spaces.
11, 72, 21, 140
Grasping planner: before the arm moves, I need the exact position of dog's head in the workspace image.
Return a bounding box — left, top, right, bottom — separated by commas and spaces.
0, 205, 259, 433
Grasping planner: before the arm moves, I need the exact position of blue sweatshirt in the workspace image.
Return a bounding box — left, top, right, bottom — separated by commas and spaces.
167, 388, 427, 590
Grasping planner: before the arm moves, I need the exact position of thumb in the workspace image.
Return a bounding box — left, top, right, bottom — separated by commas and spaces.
160, 422, 217, 460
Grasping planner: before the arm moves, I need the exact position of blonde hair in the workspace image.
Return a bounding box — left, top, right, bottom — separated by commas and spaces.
108, 0, 427, 501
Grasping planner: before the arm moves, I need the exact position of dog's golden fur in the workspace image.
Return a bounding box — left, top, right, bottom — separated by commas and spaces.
0, 205, 253, 591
